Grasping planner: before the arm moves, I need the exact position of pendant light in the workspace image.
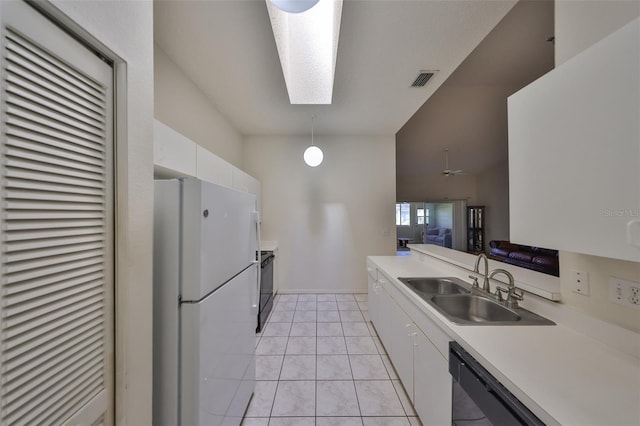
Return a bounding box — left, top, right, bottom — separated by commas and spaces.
303, 116, 323, 167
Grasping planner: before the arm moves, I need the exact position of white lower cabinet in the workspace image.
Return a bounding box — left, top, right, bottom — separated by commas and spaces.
371, 271, 452, 425
367, 266, 380, 328
376, 282, 393, 353
389, 298, 415, 402
414, 329, 452, 425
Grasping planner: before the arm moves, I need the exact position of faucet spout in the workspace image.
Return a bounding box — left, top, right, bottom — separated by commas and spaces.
473, 253, 490, 292
488, 268, 515, 287
488, 268, 522, 308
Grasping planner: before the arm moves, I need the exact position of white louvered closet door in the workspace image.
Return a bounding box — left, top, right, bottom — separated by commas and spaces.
0, 1, 114, 425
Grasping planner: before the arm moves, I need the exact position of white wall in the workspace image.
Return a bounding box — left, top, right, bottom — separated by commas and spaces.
154, 45, 244, 168
396, 172, 478, 203
476, 160, 510, 248
47, 0, 154, 424
555, 0, 640, 65
555, 0, 640, 333
244, 136, 397, 293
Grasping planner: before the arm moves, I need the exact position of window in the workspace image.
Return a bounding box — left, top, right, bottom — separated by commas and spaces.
416, 208, 430, 225
396, 203, 410, 226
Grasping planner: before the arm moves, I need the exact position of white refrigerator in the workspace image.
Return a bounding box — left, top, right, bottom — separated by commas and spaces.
153, 177, 259, 426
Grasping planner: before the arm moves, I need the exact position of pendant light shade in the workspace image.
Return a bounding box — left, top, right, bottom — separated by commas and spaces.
304, 146, 323, 167
304, 116, 323, 167
269, 0, 319, 13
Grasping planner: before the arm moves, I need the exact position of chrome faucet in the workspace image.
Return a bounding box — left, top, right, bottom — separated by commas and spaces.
489, 269, 523, 309
470, 253, 490, 293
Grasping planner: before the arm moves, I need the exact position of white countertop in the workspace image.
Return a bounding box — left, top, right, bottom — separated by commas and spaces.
368, 254, 640, 426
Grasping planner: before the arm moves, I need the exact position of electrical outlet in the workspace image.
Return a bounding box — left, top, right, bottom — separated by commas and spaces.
608, 277, 640, 308
629, 286, 640, 306
570, 270, 589, 296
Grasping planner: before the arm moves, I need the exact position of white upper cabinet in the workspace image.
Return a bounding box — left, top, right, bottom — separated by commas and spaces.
153, 120, 262, 211
508, 17, 640, 262
196, 145, 233, 188
154, 120, 197, 178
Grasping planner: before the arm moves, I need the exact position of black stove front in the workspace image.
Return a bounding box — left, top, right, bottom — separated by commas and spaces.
257, 251, 275, 332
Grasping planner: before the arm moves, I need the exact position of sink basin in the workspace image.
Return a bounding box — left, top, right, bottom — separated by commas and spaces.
397, 276, 555, 325
430, 294, 521, 323
398, 277, 470, 295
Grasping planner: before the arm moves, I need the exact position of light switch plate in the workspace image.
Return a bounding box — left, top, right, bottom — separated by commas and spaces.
570, 270, 589, 296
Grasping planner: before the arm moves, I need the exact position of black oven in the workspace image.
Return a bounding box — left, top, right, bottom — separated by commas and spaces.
449, 341, 545, 426
257, 251, 274, 332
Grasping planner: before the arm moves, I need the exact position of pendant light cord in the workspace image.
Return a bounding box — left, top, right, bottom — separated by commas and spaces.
311, 115, 315, 146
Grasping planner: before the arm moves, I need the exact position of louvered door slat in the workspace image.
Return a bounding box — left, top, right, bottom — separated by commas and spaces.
4, 356, 103, 425
7, 135, 105, 167
3, 337, 102, 403
4, 279, 102, 321
4, 218, 104, 231
6, 169, 105, 191
6, 39, 104, 105
8, 83, 104, 128
3, 320, 102, 372
6, 226, 103, 242
8, 94, 104, 136
4, 330, 101, 394
8, 105, 105, 143
5, 198, 104, 211
4, 256, 103, 287
5, 178, 104, 196
2, 299, 103, 349
47, 374, 104, 426
6, 31, 104, 99
3, 267, 104, 297
7, 72, 104, 122
5, 66, 105, 117
2, 280, 102, 320
4, 241, 103, 263
4, 235, 104, 254
1, 5, 113, 424
3, 271, 102, 304
39, 372, 104, 426
7, 119, 105, 154
5, 249, 102, 279
5, 187, 104, 204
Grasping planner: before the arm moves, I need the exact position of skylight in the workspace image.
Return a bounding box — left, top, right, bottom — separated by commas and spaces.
266, 0, 343, 104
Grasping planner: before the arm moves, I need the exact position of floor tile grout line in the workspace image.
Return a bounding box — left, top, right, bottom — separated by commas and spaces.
252, 293, 416, 424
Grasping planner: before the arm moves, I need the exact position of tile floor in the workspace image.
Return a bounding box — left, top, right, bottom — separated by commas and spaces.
244, 293, 423, 426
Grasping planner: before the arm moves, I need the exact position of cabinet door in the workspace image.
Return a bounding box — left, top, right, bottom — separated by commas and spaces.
367, 267, 380, 328
376, 285, 393, 356
389, 298, 415, 403
414, 330, 452, 426
508, 18, 640, 261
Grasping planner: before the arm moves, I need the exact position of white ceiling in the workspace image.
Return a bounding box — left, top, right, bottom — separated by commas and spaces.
153, 0, 518, 137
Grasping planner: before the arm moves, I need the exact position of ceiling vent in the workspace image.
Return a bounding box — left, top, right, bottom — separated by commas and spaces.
411, 70, 438, 87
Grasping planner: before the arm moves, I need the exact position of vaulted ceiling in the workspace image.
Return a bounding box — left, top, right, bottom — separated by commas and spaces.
153, 0, 518, 137
396, 0, 555, 178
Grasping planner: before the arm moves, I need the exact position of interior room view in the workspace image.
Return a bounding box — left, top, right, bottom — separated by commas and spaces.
0, 0, 638, 425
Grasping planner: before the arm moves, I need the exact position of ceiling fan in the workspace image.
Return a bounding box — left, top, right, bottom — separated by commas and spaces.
441, 148, 465, 177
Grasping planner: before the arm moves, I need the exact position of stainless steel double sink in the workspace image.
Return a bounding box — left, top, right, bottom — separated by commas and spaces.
397, 277, 554, 326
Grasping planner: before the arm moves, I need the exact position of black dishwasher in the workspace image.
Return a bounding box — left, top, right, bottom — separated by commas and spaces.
449, 342, 545, 426
257, 251, 274, 332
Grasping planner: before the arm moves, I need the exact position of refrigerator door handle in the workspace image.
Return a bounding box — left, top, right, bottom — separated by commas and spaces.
253, 210, 261, 314
253, 210, 261, 262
